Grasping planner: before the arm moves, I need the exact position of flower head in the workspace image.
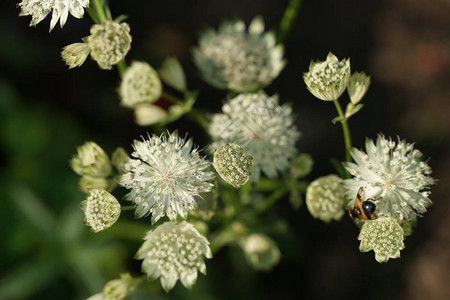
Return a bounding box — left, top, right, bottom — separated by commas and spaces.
70, 141, 112, 178
303, 52, 351, 101
240, 234, 281, 271
193, 16, 285, 92
87, 21, 132, 70
18, 0, 89, 31
344, 135, 434, 222
120, 61, 162, 108
80, 189, 121, 232
213, 143, 253, 188
61, 42, 90, 69
306, 174, 346, 223
209, 93, 299, 181
358, 217, 405, 263
119, 132, 214, 223
347, 72, 371, 104
136, 221, 212, 292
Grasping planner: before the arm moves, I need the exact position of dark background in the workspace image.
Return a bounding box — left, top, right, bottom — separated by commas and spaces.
1, 0, 449, 299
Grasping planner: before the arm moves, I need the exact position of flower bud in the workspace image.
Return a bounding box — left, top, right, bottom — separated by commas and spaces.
61, 42, 90, 69
347, 72, 371, 104
306, 174, 346, 223
303, 52, 351, 101
102, 273, 134, 300
134, 104, 168, 126
213, 143, 253, 188
358, 217, 405, 263
80, 189, 121, 232
111, 147, 129, 171
120, 61, 162, 108
78, 176, 109, 193
87, 21, 132, 70
240, 234, 281, 271
70, 142, 112, 178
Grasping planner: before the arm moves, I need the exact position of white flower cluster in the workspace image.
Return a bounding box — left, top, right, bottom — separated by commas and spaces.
87, 20, 132, 70
358, 217, 405, 263
193, 17, 285, 92
120, 61, 162, 108
213, 143, 253, 188
209, 93, 299, 181
306, 174, 346, 223
344, 135, 434, 222
80, 189, 121, 232
303, 53, 350, 101
119, 132, 214, 223
136, 221, 212, 292
18, 0, 89, 31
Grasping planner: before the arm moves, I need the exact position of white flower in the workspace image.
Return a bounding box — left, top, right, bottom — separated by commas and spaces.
303, 52, 351, 101
80, 189, 121, 232
87, 21, 132, 70
136, 221, 212, 292
347, 72, 371, 104
193, 16, 285, 92
358, 217, 405, 263
213, 143, 253, 188
70, 141, 112, 178
119, 132, 214, 223
240, 234, 281, 271
209, 93, 299, 181
306, 174, 346, 223
120, 61, 162, 108
18, 0, 89, 31
344, 135, 434, 222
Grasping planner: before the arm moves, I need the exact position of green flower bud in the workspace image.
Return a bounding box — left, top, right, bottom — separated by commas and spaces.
78, 176, 109, 193
290, 153, 314, 178
87, 21, 132, 70
159, 57, 187, 92
358, 217, 405, 263
111, 147, 129, 171
102, 273, 134, 300
303, 52, 351, 101
61, 42, 90, 69
70, 141, 112, 178
347, 72, 371, 104
306, 174, 346, 223
190, 190, 218, 221
134, 104, 168, 126
120, 61, 162, 108
80, 189, 121, 232
213, 143, 253, 188
240, 234, 281, 271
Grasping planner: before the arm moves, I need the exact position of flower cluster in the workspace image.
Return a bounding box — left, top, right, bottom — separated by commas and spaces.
213, 143, 253, 188
18, 0, 89, 31
193, 17, 285, 92
209, 93, 299, 181
303, 53, 350, 101
120, 61, 162, 108
306, 174, 346, 223
86, 20, 132, 70
344, 135, 434, 222
80, 189, 121, 232
358, 217, 405, 263
136, 221, 212, 292
119, 132, 214, 223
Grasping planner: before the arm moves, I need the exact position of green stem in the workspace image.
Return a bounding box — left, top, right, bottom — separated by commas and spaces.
120, 206, 135, 211
254, 188, 289, 215
92, 0, 108, 23
277, 0, 303, 44
162, 91, 183, 105
333, 99, 352, 173
117, 60, 127, 78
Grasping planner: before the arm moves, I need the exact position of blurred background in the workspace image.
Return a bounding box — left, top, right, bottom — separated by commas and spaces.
1, 0, 449, 299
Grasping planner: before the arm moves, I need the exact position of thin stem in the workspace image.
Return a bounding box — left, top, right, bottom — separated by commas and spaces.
277, 0, 303, 44
117, 60, 127, 78
162, 91, 183, 105
120, 206, 135, 211
333, 99, 352, 169
92, 0, 108, 23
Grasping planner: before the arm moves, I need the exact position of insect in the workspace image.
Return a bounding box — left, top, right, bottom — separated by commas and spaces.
349, 186, 377, 220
